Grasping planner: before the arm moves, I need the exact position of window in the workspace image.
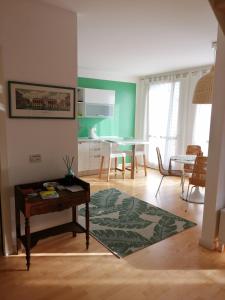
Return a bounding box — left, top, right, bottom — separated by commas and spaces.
193, 104, 212, 155
147, 81, 180, 168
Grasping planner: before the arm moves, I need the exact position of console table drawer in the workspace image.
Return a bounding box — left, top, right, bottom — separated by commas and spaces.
30, 199, 76, 216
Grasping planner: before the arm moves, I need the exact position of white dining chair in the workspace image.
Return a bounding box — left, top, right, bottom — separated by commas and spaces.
99, 143, 126, 181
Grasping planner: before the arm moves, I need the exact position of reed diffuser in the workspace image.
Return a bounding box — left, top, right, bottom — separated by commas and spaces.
63, 155, 75, 185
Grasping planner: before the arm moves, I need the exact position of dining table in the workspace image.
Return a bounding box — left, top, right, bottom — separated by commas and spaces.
170, 154, 197, 165
170, 154, 205, 203
105, 138, 149, 179
170, 154, 196, 194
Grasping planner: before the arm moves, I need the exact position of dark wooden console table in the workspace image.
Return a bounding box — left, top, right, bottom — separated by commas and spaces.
15, 176, 90, 271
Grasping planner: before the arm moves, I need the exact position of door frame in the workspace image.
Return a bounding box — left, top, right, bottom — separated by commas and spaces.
0, 46, 13, 255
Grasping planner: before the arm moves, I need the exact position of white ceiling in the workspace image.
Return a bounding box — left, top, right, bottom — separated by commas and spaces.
42, 0, 218, 80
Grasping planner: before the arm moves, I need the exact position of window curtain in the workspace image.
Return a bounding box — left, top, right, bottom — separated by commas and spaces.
136, 66, 211, 168
192, 104, 212, 155
135, 79, 150, 157
135, 79, 149, 140
178, 69, 211, 154
147, 77, 180, 168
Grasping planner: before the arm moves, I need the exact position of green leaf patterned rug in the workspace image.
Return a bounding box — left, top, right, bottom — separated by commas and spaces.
79, 188, 196, 258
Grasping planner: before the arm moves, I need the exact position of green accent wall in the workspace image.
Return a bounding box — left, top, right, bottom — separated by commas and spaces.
77, 77, 136, 139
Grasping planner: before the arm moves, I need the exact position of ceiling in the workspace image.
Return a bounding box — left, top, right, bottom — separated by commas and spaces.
42, 0, 218, 80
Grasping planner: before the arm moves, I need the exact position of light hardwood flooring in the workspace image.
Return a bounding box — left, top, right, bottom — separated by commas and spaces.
1, 169, 225, 300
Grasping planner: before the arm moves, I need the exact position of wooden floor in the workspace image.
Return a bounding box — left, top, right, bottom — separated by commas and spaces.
1, 169, 225, 300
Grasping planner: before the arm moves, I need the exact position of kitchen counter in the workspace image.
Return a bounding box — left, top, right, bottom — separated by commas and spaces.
78, 136, 122, 143
78, 138, 101, 143
78, 136, 133, 176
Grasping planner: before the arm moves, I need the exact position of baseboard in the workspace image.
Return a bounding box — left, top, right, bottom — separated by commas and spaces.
78, 169, 100, 176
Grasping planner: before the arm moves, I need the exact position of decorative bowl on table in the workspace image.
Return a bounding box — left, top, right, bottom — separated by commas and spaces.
43, 182, 58, 191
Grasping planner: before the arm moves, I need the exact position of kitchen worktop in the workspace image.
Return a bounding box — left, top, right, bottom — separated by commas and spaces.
78, 136, 122, 142
78, 136, 134, 176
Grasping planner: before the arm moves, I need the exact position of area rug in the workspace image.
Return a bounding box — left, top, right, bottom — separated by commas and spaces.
79, 188, 196, 258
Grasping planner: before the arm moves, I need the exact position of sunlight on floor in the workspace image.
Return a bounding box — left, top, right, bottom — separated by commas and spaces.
9, 252, 113, 257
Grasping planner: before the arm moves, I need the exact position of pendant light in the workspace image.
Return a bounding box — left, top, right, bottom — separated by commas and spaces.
192, 42, 216, 104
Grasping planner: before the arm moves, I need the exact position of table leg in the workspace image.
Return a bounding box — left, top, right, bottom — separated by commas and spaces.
114, 157, 117, 176
188, 186, 205, 204
15, 208, 21, 254
131, 145, 135, 179
85, 203, 89, 249
72, 206, 77, 237
181, 171, 184, 194
25, 217, 31, 271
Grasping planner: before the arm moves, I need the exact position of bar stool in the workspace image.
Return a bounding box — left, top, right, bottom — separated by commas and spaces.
99, 143, 126, 181
125, 145, 147, 176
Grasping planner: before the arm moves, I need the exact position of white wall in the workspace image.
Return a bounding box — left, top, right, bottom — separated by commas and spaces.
78, 67, 138, 83
200, 27, 225, 249
0, 0, 77, 254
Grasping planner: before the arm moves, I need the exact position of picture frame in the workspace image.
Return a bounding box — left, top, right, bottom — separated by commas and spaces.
8, 81, 75, 119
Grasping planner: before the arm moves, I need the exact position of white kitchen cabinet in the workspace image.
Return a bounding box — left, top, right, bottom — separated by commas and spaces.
78, 141, 101, 175
77, 88, 115, 118
79, 88, 115, 104
85, 103, 114, 118
78, 142, 90, 172
89, 142, 101, 170
78, 140, 110, 175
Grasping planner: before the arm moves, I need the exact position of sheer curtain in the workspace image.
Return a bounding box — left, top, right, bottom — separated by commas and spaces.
192, 104, 212, 155
148, 78, 180, 168
135, 79, 149, 141
136, 66, 211, 168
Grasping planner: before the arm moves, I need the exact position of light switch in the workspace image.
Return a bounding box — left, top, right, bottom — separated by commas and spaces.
29, 154, 42, 162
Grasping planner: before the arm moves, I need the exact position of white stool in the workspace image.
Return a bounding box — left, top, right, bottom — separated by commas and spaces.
99, 143, 126, 181
126, 145, 147, 176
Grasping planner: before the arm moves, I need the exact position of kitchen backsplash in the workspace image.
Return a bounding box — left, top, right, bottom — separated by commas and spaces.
77, 77, 136, 139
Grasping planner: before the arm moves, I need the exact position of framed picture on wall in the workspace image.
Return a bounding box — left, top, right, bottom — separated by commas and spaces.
8, 81, 76, 119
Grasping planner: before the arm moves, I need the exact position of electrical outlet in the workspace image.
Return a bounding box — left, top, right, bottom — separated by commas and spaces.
29, 154, 42, 162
